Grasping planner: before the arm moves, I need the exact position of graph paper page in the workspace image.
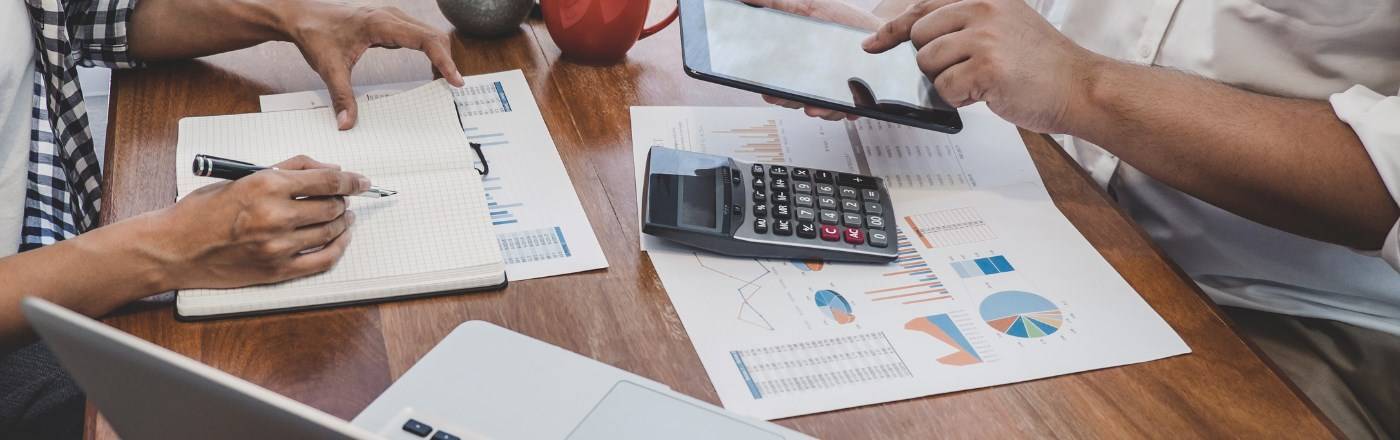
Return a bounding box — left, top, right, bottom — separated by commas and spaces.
174, 80, 504, 316
257, 70, 609, 281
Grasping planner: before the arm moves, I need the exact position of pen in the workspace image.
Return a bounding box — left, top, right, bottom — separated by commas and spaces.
192, 154, 397, 198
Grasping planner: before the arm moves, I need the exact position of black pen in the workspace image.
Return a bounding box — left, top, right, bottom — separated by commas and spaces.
192, 154, 397, 198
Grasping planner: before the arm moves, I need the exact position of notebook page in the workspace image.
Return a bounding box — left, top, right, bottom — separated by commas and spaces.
174, 80, 503, 313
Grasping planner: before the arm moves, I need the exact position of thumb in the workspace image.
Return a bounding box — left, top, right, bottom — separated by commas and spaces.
321, 66, 358, 130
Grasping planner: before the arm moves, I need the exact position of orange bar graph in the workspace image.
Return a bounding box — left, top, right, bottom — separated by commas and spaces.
906, 216, 935, 248
903, 295, 954, 305
717, 120, 786, 163
866, 282, 944, 294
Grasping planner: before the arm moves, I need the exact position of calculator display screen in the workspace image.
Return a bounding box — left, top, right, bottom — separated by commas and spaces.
679, 170, 719, 228
647, 168, 726, 233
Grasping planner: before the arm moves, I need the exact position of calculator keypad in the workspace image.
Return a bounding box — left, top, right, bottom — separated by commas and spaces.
773, 219, 793, 236
795, 194, 814, 208
869, 230, 890, 247
744, 162, 891, 251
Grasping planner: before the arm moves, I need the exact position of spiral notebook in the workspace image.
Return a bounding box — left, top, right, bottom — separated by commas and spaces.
173, 80, 507, 320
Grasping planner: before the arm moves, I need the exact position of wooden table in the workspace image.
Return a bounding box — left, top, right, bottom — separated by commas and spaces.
91, 1, 1337, 438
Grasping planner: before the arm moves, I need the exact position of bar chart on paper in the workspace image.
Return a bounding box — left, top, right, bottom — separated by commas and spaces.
951, 255, 1015, 278
864, 231, 951, 306
470, 128, 523, 227
636, 107, 861, 174
452, 71, 607, 280
461, 120, 605, 279
711, 119, 786, 163
904, 207, 997, 249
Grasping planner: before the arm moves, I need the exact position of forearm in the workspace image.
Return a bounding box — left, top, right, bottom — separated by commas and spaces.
129, 0, 295, 60
0, 213, 172, 353
1070, 60, 1400, 249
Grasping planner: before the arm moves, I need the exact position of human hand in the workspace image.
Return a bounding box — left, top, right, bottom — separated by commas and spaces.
743, 0, 882, 121
152, 155, 367, 290
862, 0, 1108, 133
280, 2, 466, 130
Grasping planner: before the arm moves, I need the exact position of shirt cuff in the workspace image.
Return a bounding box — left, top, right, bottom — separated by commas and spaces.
1330, 84, 1400, 271
72, 0, 143, 69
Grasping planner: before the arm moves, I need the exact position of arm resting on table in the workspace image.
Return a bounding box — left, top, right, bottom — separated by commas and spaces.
1069, 61, 1400, 253
0, 216, 171, 354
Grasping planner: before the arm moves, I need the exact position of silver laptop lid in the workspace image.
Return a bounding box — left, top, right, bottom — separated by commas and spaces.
21, 297, 378, 440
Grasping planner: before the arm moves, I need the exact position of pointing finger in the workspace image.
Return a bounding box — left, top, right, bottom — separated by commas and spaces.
909, 1, 976, 48
373, 9, 465, 87
863, 0, 961, 52
318, 64, 358, 130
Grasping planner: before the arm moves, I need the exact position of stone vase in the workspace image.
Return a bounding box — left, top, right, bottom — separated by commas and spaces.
437, 0, 534, 38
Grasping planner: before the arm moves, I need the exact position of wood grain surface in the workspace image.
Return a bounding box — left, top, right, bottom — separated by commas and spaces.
89, 0, 1337, 438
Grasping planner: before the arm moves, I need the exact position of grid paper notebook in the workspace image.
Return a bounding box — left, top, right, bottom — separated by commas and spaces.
173, 80, 506, 319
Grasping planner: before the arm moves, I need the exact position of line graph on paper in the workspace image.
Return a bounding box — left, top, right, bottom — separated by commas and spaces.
692, 253, 834, 332
695, 253, 779, 331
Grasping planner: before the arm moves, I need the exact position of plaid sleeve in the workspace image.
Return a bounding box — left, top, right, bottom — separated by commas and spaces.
66, 0, 141, 68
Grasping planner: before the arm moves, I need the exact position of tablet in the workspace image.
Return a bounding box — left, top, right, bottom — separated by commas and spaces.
679, 0, 962, 133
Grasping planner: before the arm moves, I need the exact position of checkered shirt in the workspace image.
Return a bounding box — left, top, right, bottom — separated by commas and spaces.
21, 0, 140, 252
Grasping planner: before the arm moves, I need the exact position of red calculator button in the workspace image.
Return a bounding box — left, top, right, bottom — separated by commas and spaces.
820, 225, 841, 241
843, 227, 865, 244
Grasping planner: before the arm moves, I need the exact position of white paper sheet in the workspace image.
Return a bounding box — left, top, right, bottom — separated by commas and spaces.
261, 70, 608, 281
630, 104, 1190, 420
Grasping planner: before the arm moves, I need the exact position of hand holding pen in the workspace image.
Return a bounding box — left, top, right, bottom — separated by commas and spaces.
193, 154, 397, 198
160, 155, 369, 289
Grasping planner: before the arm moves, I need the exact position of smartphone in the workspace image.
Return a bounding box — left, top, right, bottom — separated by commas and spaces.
678, 0, 962, 133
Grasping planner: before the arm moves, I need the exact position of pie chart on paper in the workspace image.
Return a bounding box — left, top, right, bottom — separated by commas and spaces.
814, 290, 855, 324
979, 290, 1062, 338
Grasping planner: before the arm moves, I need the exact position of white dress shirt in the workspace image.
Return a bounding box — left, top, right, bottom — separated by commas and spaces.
0, 1, 36, 258
1046, 0, 1400, 335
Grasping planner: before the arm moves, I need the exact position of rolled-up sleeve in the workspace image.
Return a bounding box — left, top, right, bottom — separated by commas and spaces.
68, 0, 141, 68
1331, 85, 1400, 271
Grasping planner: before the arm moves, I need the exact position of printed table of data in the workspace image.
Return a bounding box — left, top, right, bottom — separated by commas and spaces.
497, 227, 573, 264
730, 332, 912, 399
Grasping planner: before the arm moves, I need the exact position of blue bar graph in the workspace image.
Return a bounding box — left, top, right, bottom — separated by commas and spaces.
485, 191, 519, 226
951, 255, 1015, 278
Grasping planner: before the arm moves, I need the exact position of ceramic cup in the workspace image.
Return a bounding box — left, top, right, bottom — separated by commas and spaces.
540, 0, 679, 65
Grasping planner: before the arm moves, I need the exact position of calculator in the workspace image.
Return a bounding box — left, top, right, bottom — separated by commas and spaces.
642, 147, 897, 263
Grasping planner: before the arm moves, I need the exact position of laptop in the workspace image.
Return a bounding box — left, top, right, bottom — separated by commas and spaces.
22, 298, 811, 440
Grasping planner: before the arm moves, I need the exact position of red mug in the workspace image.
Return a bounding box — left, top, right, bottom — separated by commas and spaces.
541, 0, 679, 65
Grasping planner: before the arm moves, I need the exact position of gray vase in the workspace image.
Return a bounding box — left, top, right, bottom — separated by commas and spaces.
437, 0, 534, 37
